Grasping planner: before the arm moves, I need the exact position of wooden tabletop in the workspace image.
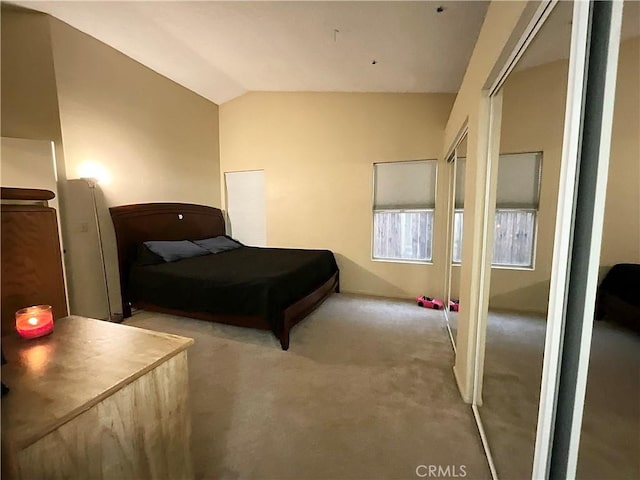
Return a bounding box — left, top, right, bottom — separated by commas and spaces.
1, 316, 193, 450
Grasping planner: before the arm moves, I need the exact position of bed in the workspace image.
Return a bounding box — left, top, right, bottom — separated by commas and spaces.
109, 203, 339, 350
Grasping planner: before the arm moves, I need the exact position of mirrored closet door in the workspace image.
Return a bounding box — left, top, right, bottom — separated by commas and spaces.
576, 3, 640, 479
474, 2, 573, 478
444, 134, 467, 351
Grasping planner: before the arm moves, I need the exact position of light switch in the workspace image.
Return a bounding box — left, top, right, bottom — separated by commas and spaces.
79, 222, 89, 233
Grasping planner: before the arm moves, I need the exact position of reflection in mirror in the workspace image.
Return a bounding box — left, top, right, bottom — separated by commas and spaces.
577, 3, 640, 479
446, 135, 466, 349
477, 3, 572, 478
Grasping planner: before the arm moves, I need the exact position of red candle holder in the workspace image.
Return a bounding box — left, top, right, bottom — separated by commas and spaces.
15, 305, 54, 339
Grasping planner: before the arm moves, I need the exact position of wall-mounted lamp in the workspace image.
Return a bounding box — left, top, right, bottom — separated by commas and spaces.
81, 176, 113, 322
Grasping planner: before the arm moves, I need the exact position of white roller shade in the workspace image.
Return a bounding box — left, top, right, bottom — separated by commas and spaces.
374, 160, 437, 210
497, 152, 542, 208
455, 158, 466, 208
225, 170, 266, 247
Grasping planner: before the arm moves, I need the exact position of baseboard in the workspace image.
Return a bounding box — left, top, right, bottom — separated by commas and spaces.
338, 289, 412, 303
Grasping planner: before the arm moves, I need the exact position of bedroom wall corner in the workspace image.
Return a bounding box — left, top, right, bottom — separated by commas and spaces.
0, 5, 72, 312
0, 3, 66, 225
0, 6, 69, 207
46, 16, 222, 318
219, 91, 455, 301
1, 7, 62, 144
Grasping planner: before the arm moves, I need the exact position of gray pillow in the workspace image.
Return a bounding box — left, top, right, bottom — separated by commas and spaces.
193, 236, 243, 254
143, 240, 209, 263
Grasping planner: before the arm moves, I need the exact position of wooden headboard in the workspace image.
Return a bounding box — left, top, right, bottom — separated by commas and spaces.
109, 203, 225, 317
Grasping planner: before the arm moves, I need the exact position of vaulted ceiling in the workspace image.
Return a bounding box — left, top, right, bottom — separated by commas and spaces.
15, 1, 490, 104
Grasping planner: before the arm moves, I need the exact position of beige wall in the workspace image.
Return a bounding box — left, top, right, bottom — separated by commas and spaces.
1, 9, 222, 318
441, 1, 532, 402
1, 137, 59, 207
601, 35, 640, 267
47, 18, 222, 317
1, 7, 68, 195
1, 8, 62, 143
220, 92, 454, 298
49, 19, 221, 210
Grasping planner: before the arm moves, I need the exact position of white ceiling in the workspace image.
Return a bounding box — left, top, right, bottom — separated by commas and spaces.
15, 1, 489, 104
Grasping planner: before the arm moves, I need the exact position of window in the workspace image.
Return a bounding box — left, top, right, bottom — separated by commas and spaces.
492, 209, 536, 267
452, 209, 464, 263
373, 210, 433, 261
493, 152, 541, 267
452, 152, 541, 268
451, 155, 466, 263
372, 160, 437, 262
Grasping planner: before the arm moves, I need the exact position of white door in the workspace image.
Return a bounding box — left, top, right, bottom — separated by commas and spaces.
224, 170, 266, 247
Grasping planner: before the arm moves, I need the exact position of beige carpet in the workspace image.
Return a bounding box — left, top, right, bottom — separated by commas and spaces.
478, 311, 640, 480
125, 293, 489, 480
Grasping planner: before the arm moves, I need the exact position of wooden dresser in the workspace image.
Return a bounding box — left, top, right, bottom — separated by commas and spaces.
1, 187, 68, 336
1, 316, 194, 480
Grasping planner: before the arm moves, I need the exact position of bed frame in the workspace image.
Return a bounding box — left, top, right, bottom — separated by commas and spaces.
109, 203, 339, 350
